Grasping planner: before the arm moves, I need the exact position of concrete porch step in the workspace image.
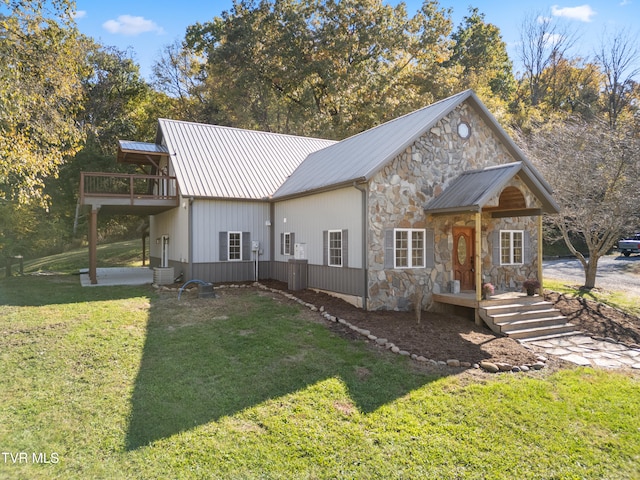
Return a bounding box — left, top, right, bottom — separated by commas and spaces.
491, 308, 561, 323
495, 315, 568, 331
502, 323, 579, 340
482, 300, 555, 315
479, 295, 578, 341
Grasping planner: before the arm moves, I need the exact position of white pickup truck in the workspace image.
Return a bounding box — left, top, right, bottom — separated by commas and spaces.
618, 234, 640, 257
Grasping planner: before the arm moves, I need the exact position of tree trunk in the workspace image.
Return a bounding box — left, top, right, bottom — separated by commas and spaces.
583, 255, 599, 289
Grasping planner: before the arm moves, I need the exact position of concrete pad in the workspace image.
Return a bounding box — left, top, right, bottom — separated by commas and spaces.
80, 267, 153, 287
560, 354, 592, 366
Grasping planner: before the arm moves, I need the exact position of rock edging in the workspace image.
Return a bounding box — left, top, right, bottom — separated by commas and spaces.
251, 283, 545, 374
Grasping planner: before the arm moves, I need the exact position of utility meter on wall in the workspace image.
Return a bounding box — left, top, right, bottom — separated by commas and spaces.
251, 241, 260, 252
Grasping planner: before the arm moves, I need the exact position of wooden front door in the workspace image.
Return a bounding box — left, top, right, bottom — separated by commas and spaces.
453, 227, 475, 291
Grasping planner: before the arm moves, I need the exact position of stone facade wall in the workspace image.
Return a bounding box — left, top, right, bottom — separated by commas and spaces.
366, 102, 541, 310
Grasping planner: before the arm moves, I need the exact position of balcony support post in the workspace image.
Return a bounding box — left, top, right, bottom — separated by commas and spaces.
89, 206, 100, 284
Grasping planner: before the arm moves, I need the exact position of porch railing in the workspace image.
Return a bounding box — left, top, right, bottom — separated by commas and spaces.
80, 172, 178, 205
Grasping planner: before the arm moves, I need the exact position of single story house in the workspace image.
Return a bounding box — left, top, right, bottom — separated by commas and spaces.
80, 89, 560, 317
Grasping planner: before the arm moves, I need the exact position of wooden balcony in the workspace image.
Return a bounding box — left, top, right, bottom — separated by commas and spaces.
80, 172, 179, 215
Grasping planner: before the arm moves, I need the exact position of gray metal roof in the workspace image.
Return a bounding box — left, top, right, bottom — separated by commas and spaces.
273, 90, 471, 198
158, 119, 336, 199
424, 162, 560, 214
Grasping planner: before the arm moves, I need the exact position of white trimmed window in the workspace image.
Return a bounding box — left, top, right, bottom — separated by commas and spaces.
395, 229, 425, 268
283, 232, 292, 255
328, 230, 342, 267
501, 230, 523, 265
228, 231, 242, 261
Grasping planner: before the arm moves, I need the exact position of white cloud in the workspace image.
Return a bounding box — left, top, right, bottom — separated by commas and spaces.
620, 0, 631, 5
73, 10, 87, 20
551, 4, 597, 22
102, 15, 165, 36
543, 32, 564, 47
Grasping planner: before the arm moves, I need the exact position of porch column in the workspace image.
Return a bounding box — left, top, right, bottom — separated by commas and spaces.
537, 215, 544, 292
89, 206, 99, 285
474, 211, 482, 325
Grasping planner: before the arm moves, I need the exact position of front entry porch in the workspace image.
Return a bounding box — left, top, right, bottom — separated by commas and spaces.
433, 291, 579, 341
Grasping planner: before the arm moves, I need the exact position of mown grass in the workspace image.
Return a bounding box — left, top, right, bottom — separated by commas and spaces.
0, 246, 639, 478
544, 278, 640, 317
1, 239, 146, 276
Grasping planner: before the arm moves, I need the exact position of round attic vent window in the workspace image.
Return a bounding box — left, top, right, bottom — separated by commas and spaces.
457, 121, 471, 139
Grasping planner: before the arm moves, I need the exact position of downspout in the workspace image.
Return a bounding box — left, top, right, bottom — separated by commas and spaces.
269, 201, 275, 279
353, 182, 368, 310
188, 197, 194, 280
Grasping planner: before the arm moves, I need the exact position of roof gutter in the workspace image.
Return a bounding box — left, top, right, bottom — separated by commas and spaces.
271, 177, 368, 202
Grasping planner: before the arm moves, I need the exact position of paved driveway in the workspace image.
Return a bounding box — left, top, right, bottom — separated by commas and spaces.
543, 254, 640, 296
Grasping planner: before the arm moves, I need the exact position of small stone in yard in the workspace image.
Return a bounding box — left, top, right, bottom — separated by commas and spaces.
446, 359, 460, 367
520, 365, 530, 372
536, 355, 547, 363
479, 361, 499, 373
497, 363, 513, 372
411, 354, 418, 360
531, 362, 545, 370
460, 362, 471, 368
399, 350, 410, 356
359, 329, 370, 336
416, 356, 427, 362
367, 334, 377, 341
512, 366, 521, 373
375, 338, 387, 345
391, 346, 400, 353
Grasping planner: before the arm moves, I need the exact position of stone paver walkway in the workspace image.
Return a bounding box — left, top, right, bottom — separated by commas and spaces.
526, 335, 640, 370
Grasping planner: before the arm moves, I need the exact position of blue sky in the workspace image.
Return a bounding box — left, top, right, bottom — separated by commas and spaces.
74, 0, 639, 80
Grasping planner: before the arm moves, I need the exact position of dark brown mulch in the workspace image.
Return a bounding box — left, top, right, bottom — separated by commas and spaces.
260, 280, 640, 367
545, 292, 640, 346
261, 280, 539, 365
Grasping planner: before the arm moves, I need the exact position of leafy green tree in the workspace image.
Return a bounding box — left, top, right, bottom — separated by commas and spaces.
184, 0, 456, 138
0, 0, 86, 203
448, 7, 514, 102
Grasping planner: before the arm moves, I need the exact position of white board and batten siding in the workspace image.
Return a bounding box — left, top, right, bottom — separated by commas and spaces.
189, 199, 271, 283
273, 187, 362, 267
149, 195, 189, 264
273, 187, 365, 297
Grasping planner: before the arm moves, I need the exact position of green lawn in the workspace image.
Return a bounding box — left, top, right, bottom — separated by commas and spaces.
0, 246, 639, 478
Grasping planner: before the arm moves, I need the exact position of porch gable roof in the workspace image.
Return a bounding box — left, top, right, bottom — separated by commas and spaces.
424, 162, 560, 215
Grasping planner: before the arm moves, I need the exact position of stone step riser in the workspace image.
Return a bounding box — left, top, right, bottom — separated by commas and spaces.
491, 309, 561, 323
496, 316, 568, 332
483, 302, 554, 315
502, 324, 578, 340
481, 295, 546, 307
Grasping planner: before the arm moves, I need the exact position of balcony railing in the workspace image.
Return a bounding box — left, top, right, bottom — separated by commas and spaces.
80, 172, 178, 208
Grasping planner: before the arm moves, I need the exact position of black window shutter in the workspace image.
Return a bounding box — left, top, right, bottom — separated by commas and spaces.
219, 232, 228, 261
322, 230, 328, 266
384, 229, 394, 269
425, 228, 435, 268
492, 230, 501, 266
342, 229, 348, 267
280, 233, 284, 255
242, 232, 251, 260
290, 232, 295, 254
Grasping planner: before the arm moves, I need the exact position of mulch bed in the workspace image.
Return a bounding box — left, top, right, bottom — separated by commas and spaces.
260, 280, 640, 367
